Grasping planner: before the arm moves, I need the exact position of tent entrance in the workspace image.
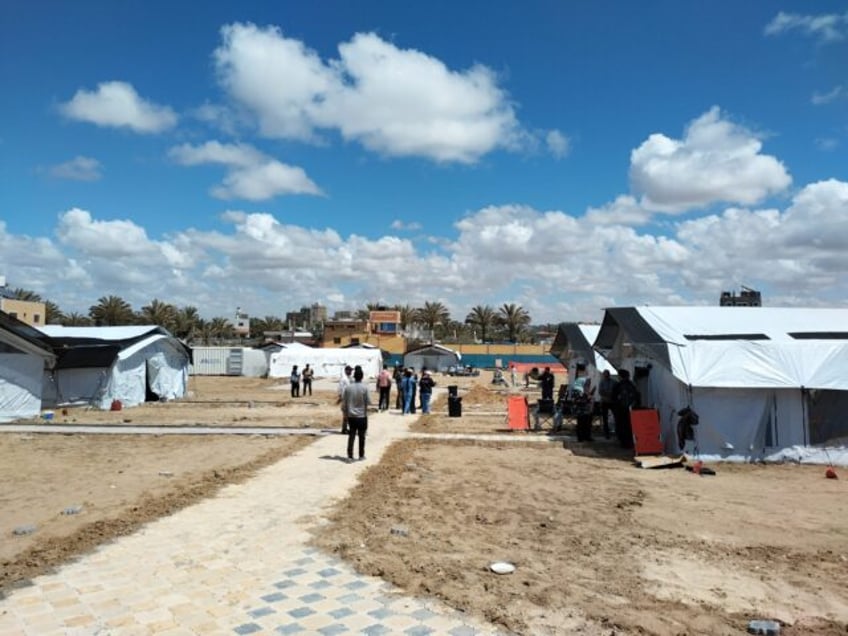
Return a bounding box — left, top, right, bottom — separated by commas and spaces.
807, 390, 848, 445
145, 361, 158, 402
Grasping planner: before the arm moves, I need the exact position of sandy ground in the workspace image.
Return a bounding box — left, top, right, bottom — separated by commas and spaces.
3, 373, 847, 635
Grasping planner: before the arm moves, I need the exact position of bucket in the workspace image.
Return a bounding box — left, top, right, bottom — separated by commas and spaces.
110, 399, 123, 411
41, 411, 54, 421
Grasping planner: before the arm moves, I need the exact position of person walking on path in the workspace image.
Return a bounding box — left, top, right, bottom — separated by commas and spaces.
418, 369, 436, 414
290, 365, 301, 398
377, 365, 392, 411
301, 364, 314, 396
401, 368, 417, 414
342, 365, 371, 461
337, 365, 353, 433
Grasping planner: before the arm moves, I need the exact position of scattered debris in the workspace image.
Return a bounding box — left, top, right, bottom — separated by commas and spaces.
390, 525, 409, 537
489, 561, 516, 575
747, 619, 780, 635
61, 505, 83, 515
13, 524, 37, 536
158, 471, 174, 477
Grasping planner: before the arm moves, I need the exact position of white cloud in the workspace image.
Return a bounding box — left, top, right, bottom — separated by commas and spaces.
545, 130, 570, 158
168, 140, 322, 200
390, 219, 423, 231
765, 11, 848, 43
7, 180, 848, 323
812, 85, 844, 105
48, 156, 103, 181
213, 23, 522, 163
629, 107, 792, 213
584, 195, 654, 226
59, 81, 177, 133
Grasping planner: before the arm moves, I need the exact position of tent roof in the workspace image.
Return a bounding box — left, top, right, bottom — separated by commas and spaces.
0, 310, 56, 360
597, 306, 848, 390
404, 343, 461, 358
550, 323, 614, 373
38, 325, 191, 365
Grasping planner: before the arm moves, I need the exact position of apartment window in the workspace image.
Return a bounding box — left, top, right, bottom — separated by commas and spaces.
8, 312, 17, 319
333, 337, 341, 344
34, 314, 41, 324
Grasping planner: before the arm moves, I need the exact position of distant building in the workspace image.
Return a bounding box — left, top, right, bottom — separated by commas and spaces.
0, 278, 46, 327
234, 307, 250, 337
720, 287, 762, 307
286, 303, 328, 330
321, 309, 405, 354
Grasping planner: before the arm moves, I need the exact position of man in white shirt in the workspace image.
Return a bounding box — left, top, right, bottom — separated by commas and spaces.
337, 365, 353, 433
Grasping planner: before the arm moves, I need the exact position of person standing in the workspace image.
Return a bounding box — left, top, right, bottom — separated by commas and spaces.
418, 369, 436, 414
401, 368, 417, 414
539, 366, 555, 402
301, 364, 314, 396
290, 365, 300, 398
377, 364, 392, 411
393, 365, 404, 410
598, 369, 616, 439
337, 365, 353, 433
342, 365, 371, 461
611, 369, 640, 449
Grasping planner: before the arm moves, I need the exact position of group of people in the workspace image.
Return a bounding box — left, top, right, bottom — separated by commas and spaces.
545, 366, 641, 448
288, 364, 314, 397
334, 363, 439, 463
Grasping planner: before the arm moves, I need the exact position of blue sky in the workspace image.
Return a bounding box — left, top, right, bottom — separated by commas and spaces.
1, 1, 846, 323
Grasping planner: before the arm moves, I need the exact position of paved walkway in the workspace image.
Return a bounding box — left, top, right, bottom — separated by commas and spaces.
0, 403, 509, 636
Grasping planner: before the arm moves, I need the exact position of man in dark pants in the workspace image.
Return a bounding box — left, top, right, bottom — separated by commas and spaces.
611, 369, 640, 449
597, 369, 615, 439
342, 366, 371, 461
539, 367, 555, 402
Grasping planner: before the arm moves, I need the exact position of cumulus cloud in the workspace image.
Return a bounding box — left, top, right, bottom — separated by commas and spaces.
7, 180, 848, 323
213, 23, 522, 163
48, 156, 103, 181
764, 11, 848, 43
59, 81, 177, 133
168, 140, 322, 200
584, 195, 654, 226
629, 107, 792, 213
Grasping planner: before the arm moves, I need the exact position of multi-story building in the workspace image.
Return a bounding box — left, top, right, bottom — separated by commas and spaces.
286, 303, 328, 330
322, 309, 405, 355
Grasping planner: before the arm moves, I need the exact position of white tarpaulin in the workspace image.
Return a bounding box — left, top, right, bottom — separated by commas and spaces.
39, 327, 190, 410
0, 353, 46, 422
268, 346, 383, 380
595, 306, 848, 464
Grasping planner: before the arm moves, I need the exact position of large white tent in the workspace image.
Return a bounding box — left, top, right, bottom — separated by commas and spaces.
39, 325, 191, 410
0, 311, 56, 422
267, 344, 383, 380
403, 344, 461, 373
595, 306, 848, 464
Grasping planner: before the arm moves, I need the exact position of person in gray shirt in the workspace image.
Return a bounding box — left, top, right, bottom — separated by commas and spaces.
342, 365, 371, 461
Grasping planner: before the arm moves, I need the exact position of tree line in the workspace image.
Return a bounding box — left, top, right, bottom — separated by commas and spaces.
7, 289, 549, 344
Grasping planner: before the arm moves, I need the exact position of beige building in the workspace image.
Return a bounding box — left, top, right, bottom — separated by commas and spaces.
0, 297, 46, 328
322, 310, 406, 354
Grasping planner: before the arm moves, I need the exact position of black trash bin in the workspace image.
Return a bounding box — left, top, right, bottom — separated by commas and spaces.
448, 396, 462, 417
448, 385, 458, 398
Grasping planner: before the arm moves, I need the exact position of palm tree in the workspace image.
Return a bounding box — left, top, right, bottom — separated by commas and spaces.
250, 316, 285, 339
140, 298, 177, 330
393, 304, 415, 331
11, 288, 42, 301
209, 316, 234, 343
415, 301, 450, 342
195, 319, 214, 345
89, 295, 134, 326
62, 312, 92, 326
44, 300, 64, 324
498, 303, 531, 343
465, 305, 497, 343
173, 306, 201, 341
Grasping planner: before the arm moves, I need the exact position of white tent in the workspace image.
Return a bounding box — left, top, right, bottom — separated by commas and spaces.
403, 344, 461, 373
0, 312, 56, 422
267, 344, 383, 380
39, 325, 191, 410
595, 306, 848, 464
549, 322, 615, 389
